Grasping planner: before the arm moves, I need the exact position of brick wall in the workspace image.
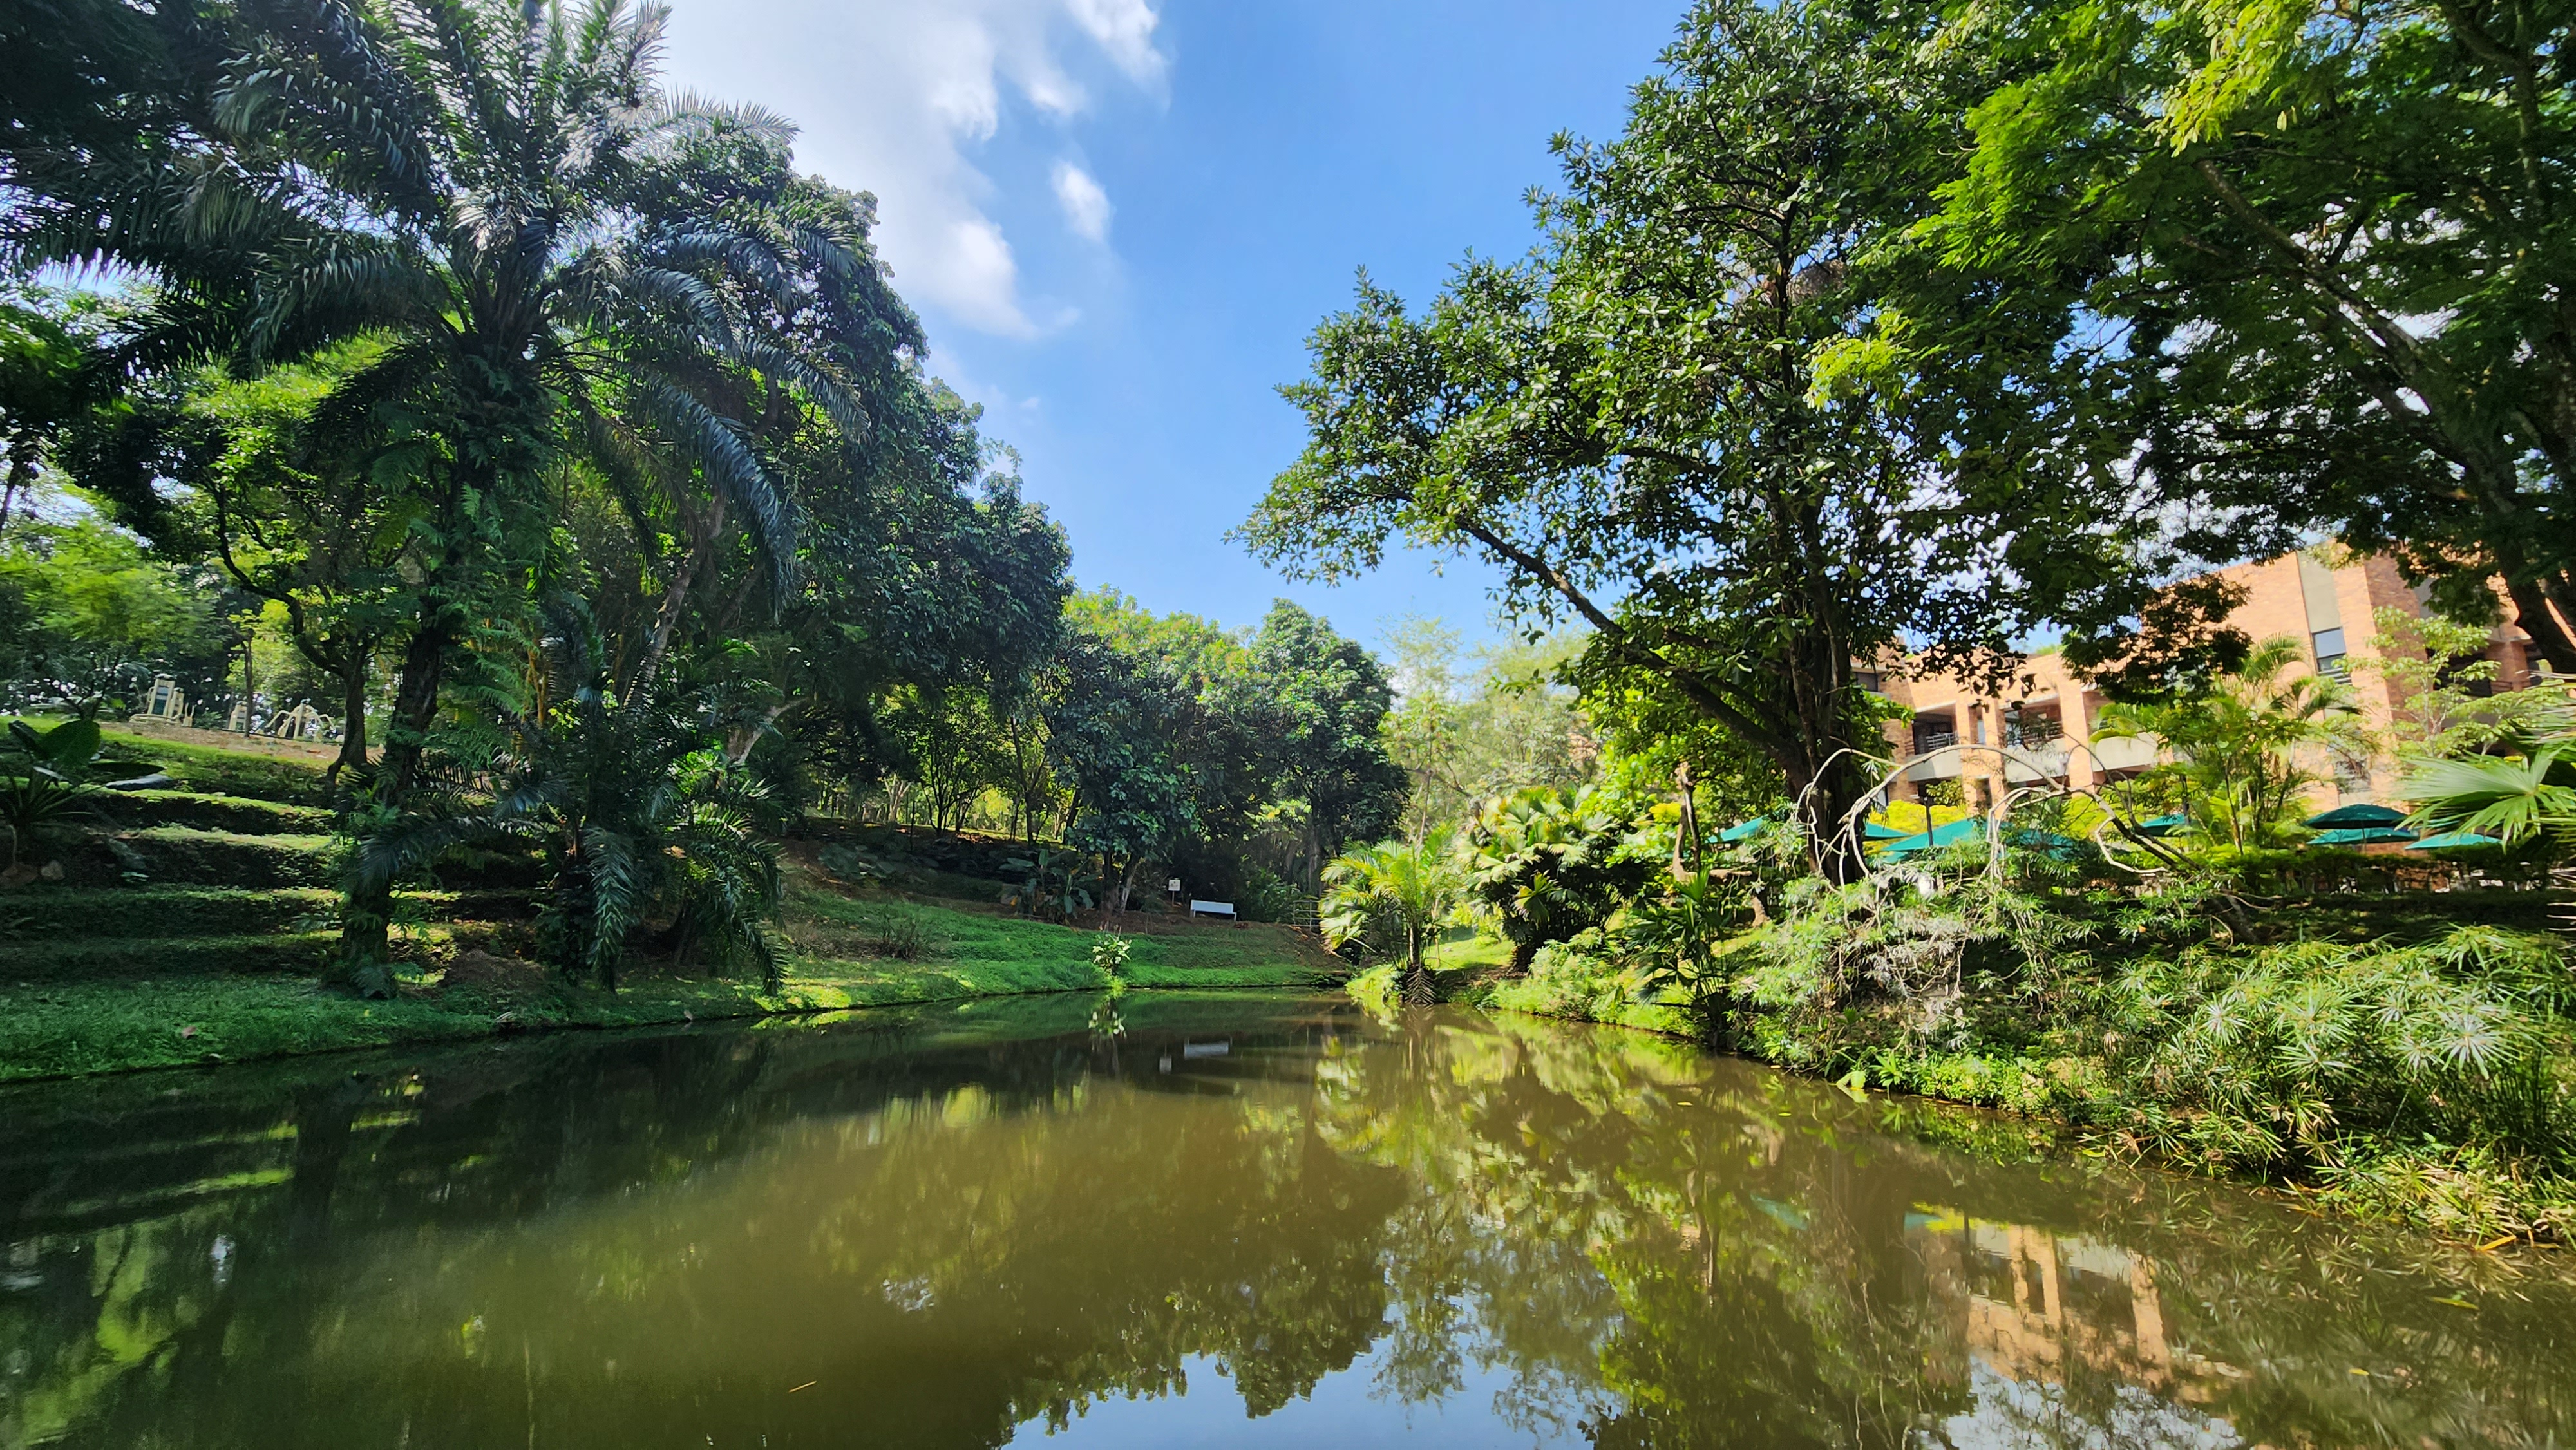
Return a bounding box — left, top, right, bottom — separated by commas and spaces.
1870, 546, 2543, 811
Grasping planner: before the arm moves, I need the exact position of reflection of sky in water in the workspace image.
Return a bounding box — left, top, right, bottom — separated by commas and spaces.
1936, 1362, 2242, 1450
1019, 1347, 1587, 1448
5, 997, 2573, 1448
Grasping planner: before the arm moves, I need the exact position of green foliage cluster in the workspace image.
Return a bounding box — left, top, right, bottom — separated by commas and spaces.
2092, 637, 2365, 850
0, 0, 1417, 998
1038, 592, 1405, 914
1320, 827, 1470, 992
1459, 787, 1651, 973
1696, 853, 2576, 1237
1338, 633, 2576, 1235
1379, 621, 1600, 839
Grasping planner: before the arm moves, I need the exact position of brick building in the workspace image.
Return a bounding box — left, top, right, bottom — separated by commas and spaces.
1874, 548, 2564, 813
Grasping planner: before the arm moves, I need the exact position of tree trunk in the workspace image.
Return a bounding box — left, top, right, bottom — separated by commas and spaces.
0, 430, 34, 533
2506, 572, 2576, 675
337, 618, 450, 986
630, 493, 725, 695
328, 646, 370, 787
1672, 760, 1701, 883
1401, 923, 1435, 1008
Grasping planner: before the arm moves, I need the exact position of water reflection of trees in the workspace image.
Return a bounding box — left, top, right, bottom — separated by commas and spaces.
1, 997, 1431, 1446
1311, 1012, 2576, 1450
4, 999, 2575, 1448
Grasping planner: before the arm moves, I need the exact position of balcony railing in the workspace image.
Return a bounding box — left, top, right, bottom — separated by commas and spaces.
1911, 729, 1958, 754
2005, 719, 2063, 748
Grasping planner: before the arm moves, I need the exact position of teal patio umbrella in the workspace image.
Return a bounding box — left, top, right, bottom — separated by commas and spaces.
2005, 825, 2085, 858
2304, 802, 2408, 829
2131, 814, 2188, 837
1864, 820, 1911, 841
1719, 816, 1770, 843
2311, 826, 2416, 846
2405, 831, 2503, 851
1877, 818, 1985, 858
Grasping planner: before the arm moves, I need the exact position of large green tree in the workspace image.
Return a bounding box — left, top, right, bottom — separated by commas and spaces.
1243, 0, 2133, 880
1933, 0, 2576, 667
1380, 621, 1601, 840
6, 0, 896, 977
1245, 599, 1407, 889
1041, 591, 1269, 916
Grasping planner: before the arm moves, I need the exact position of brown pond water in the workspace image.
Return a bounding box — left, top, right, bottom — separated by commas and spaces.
3, 992, 2572, 1447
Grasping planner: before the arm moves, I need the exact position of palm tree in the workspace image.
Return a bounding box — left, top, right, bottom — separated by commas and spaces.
1457, 786, 1645, 972
1321, 827, 1467, 1006
12, 0, 902, 980
357, 610, 783, 991
2402, 744, 2576, 857
2091, 637, 2363, 851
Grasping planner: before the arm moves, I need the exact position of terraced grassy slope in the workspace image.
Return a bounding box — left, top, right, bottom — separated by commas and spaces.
0, 728, 1343, 1081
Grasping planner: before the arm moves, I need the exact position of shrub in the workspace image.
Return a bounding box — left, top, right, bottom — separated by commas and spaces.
1091, 934, 1132, 981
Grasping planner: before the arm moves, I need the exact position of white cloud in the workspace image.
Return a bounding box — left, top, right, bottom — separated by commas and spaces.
663, 0, 1165, 337
1053, 162, 1113, 241
1066, 0, 1166, 83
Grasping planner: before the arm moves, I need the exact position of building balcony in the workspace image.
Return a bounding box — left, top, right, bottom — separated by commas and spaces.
2089, 735, 2159, 773
2005, 746, 2071, 784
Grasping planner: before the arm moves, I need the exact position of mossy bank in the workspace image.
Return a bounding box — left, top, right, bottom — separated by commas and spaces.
0, 725, 1341, 1083
1354, 890, 2576, 1247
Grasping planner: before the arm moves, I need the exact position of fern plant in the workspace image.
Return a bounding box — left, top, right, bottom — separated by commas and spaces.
357, 628, 782, 994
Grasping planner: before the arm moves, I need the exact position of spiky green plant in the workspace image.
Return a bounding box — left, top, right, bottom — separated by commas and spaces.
1321, 827, 1468, 1003
2100, 927, 2575, 1185
2091, 636, 2364, 851
1458, 787, 1649, 972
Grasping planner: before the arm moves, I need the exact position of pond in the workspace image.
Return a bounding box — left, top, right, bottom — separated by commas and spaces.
3, 993, 2573, 1447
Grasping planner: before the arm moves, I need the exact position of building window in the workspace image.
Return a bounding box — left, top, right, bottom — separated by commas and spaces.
1913, 714, 1956, 754
2312, 627, 2349, 681
2005, 709, 2061, 748
1854, 670, 1883, 693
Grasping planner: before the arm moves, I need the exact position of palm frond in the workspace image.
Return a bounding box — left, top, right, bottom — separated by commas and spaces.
630, 377, 799, 596
2402, 748, 2575, 845
647, 88, 797, 148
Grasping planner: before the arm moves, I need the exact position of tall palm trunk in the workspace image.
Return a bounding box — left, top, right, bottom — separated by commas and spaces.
1401, 919, 1434, 1007
337, 616, 450, 984
630, 492, 726, 695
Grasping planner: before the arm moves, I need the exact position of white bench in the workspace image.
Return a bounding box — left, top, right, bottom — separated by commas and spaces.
1188, 899, 1236, 919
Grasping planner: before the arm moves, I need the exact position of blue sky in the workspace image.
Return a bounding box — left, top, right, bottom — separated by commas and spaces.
661, 0, 1683, 653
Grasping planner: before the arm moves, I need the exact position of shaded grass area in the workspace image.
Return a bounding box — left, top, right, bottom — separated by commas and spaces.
1349, 954, 1701, 1038
93, 726, 337, 805
1, 880, 1342, 1083
5, 724, 1343, 1082
1423, 932, 1513, 974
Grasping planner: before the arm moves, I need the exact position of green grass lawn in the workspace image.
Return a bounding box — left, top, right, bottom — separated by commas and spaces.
4, 720, 1343, 1083
0, 881, 1344, 1083
1423, 931, 1515, 974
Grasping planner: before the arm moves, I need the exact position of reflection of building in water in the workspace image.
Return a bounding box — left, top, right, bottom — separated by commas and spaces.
1906, 1207, 2246, 1436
